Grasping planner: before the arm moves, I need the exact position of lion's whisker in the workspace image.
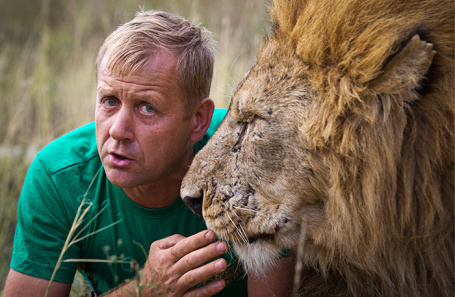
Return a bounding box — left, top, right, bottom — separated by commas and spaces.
226, 210, 249, 245
232, 206, 258, 213
231, 209, 250, 245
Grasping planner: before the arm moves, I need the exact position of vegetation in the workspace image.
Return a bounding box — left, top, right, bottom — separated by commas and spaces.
0, 0, 269, 293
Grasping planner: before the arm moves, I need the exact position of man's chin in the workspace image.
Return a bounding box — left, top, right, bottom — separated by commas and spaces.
103, 167, 141, 189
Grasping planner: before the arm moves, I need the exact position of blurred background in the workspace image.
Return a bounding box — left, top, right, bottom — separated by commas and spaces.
0, 0, 270, 292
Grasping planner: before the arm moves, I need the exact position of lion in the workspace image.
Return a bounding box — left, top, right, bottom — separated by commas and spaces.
181, 0, 454, 296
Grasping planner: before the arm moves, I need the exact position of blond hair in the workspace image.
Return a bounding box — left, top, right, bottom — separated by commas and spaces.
96, 10, 216, 113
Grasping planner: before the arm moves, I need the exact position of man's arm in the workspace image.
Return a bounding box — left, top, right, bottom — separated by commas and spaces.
4, 230, 228, 297
3, 269, 72, 297
247, 256, 295, 297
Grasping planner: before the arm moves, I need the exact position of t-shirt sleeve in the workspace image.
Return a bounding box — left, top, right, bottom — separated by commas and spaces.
10, 154, 80, 283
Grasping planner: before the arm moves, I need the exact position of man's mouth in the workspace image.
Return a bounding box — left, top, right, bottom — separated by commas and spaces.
113, 153, 128, 160
108, 152, 135, 166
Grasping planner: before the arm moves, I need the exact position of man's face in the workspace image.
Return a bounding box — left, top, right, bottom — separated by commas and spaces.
95, 50, 195, 190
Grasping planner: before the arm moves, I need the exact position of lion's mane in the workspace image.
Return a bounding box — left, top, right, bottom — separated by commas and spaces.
270, 0, 454, 296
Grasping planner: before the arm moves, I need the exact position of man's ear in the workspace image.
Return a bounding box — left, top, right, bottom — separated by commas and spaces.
189, 98, 215, 142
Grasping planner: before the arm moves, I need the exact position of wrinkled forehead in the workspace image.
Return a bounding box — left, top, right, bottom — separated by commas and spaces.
98, 47, 156, 79
98, 48, 180, 83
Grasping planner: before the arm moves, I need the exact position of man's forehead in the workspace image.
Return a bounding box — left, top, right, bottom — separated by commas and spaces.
104, 48, 176, 70
97, 50, 178, 86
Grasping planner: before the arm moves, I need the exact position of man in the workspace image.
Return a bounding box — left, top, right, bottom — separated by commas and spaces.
3, 10, 294, 297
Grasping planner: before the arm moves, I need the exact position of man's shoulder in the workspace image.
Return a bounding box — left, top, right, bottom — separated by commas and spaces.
37, 122, 99, 174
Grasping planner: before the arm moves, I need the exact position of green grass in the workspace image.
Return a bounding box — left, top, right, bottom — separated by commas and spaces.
0, 0, 269, 293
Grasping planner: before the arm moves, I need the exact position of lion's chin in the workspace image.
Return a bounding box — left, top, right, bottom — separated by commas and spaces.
232, 240, 282, 277
206, 215, 300, 276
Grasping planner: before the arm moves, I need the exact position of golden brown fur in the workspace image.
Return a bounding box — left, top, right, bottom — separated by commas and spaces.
181, 0, 454, 296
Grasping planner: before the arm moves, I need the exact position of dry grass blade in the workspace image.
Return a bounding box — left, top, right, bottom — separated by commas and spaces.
44, 168, 101, 297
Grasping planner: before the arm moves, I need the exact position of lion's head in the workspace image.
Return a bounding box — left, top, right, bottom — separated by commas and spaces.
181, 0, 454, 296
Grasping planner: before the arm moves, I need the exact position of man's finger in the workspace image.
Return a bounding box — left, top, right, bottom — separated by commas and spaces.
169, 230, 216, 261
184, 279, 226, 297
178, 258, 227, 289
175, 241, 228, 275
157, 234, 186, 250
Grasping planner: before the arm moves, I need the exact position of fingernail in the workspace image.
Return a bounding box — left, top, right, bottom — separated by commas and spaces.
213, 279, 225, 289
215, 259, 226, 271
216, 242, 227, 253
205, 230, 215, 241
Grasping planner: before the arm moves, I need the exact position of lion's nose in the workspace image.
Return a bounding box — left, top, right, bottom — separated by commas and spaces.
182, 196, 203, 217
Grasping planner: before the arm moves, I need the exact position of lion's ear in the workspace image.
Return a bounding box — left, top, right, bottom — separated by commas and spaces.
370, 35, 436, 96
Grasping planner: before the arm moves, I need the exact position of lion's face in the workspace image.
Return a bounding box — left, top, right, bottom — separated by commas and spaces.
181, 40, 328, 274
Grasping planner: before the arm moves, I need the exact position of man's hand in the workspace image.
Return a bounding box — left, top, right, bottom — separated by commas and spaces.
136, 230, 228, 297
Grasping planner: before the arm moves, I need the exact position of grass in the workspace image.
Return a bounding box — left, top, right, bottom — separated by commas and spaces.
0, 0, 269, 293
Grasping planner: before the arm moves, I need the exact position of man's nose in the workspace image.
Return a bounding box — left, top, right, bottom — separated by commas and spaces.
109, 107, 134, 141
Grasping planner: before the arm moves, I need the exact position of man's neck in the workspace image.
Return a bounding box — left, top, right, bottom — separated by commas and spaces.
122, 177, 183, 208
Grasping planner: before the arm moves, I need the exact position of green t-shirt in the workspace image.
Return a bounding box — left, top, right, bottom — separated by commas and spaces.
11, 109, 247, 296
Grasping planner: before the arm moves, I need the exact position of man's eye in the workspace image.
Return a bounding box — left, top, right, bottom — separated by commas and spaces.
140, 105, 154, 114
104, 98, 117, 107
